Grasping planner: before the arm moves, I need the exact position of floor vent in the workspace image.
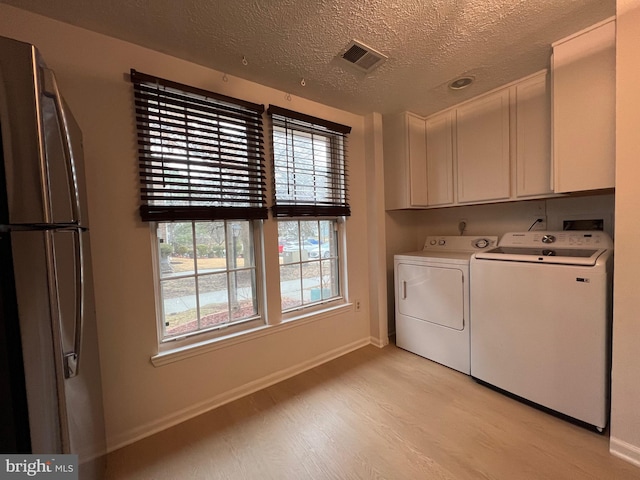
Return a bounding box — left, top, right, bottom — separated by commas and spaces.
339, 40, 387, 73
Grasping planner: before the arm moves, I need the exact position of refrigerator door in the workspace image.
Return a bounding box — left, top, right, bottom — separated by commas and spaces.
11, 227, 106, 477
0, 231, 31, 453
40, 73, 86, 227
56, 229, 107, 478
10, 229, 65, 455
0, 36, 87, 227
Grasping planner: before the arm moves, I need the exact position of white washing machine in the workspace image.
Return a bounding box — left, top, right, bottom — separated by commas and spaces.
470, 231, 614, 430
394, 235, 498, 374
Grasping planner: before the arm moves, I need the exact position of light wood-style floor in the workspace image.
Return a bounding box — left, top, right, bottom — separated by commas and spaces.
106, 344, 640, 479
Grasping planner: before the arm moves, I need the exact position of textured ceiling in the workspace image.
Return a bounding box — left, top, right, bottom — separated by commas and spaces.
0, 0, 615, 116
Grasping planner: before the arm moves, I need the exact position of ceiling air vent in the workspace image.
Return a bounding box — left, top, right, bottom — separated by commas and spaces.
339, 40, 387, 73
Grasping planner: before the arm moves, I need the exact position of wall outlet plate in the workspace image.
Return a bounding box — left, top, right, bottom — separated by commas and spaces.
528, 216, 547, 231
458, 218, 468, 235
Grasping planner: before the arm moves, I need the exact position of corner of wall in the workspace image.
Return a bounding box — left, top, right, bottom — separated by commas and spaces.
610, 437, 640, 468
364, 112, 389, 346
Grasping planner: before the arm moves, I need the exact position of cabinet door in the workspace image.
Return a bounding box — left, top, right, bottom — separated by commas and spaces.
426, 110, 454, 206
456, 89, 511, 203
552, 19, 615, 193
515, 72, 552, 197
407, 114, 428, 206
383, 112, 427, 209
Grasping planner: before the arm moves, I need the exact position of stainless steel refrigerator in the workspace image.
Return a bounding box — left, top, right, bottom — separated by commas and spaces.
0, 36, 106, 478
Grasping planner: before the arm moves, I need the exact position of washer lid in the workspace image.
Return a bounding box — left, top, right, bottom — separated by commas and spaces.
475, 230, 613, 265
474, 246, 607, 266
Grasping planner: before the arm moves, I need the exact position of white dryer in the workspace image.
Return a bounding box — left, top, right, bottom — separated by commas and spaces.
394, 235, 498, 374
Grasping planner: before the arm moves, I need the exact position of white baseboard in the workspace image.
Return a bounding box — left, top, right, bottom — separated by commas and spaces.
107, 337, 371, 452
369, 335, 389, 348
610, 437, 640, 468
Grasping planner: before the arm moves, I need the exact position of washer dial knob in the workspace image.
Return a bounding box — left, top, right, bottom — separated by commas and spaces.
438, 239, 446, 246
542, 234, 556, 244
474, 238, 490, 249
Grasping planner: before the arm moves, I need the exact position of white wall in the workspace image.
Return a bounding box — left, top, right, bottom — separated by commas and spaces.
610, 0, 640, 466
0, 5, 377, 451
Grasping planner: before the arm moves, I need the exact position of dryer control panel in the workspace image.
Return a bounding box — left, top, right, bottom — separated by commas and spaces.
423, 236, 498, 252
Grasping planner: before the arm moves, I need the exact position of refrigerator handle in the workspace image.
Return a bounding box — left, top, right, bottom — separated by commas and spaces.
65, 229, 84, 379
42, 67, 82, 224
46, 229, 83, 379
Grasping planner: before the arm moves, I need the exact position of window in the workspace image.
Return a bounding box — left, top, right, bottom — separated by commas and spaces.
131, 71, 354, 349
131, 70, 266, 342
269, 106, 351, 313
157, 220, 260, 339
279, 219, 340, 311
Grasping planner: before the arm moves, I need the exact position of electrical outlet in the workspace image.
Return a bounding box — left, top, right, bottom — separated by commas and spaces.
458, 218, 468, 235
528, 216, 547, 231
354, 299, 361, 312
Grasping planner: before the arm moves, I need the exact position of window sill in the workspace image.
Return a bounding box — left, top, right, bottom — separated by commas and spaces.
150, 302, 354, 367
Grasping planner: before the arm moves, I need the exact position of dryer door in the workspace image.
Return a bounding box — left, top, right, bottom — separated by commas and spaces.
396, 263, 465, 330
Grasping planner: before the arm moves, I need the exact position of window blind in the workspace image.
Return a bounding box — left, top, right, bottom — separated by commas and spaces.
131, 69, 267, 221
268, 106, 351, 218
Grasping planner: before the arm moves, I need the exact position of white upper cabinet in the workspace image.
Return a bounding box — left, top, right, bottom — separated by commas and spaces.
552, 18, 615, 193
406, 113, 429, 206
426, 110, 454, 206
383, 112, 428, 209
456, 89, 511, 203
383, 71, 556, 210
515, 71, 552, 197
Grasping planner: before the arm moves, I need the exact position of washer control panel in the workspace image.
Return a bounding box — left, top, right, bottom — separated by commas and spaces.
499, 231, 613, 249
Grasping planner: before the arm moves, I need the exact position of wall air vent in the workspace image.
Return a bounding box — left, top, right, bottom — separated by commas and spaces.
339, 40, 387, 73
